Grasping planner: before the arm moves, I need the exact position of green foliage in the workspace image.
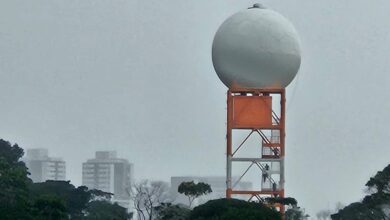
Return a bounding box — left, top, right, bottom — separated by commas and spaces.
155, 203, 190, 220
285, 206, 309, 220
0, 138, 131, 220
31, 195, 67, 220
178, 181, 212, 207
331, 164, 390, 220
89, 188, 114, 201
265, 197, 308, 220
265, 197, 297, 206
189, 198, 282, 220
84, 201, 133, 220
30, 180, 88, 218
366, 164, 390, 194
331, 202, 386, 220
0, 139, 32, 219
30, 180, 115, 219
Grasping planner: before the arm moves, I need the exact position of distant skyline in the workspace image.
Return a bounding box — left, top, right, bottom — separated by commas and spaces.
2, 0, 390, 217
24, 148, 66, 183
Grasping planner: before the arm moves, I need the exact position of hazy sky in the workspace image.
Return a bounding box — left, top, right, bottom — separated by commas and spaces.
1, 0, 390, 217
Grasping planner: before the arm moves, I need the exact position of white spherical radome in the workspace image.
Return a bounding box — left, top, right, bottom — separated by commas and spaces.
212, 7, 301, 89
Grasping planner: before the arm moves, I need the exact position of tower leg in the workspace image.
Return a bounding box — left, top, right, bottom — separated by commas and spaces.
226, 91, 233, 198
225, 88, 286, 215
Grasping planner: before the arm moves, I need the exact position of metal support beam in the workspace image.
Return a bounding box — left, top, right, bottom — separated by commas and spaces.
225, 89, 286, 215
230, 158, 282, 162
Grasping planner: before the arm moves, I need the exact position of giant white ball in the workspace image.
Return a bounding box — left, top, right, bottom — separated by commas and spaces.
212, 7, 301, 89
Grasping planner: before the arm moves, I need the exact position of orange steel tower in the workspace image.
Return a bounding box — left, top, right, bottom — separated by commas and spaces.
225, 88, 285, 212
211, 4, 301, 215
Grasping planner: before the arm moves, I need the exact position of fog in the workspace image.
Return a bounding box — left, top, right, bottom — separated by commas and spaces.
1, 0, 390, 217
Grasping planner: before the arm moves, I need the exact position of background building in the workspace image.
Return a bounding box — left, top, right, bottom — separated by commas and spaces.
24, 148, 66, 183
170, 176, 252, 207
82, 151, 133, 207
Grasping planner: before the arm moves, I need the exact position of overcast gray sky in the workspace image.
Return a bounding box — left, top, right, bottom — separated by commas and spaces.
1, 0, 390, 217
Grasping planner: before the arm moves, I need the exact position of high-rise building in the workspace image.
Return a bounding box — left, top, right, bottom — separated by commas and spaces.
82, 151, 133, 206
170, 176, 252, 206
24, 148, 66, 183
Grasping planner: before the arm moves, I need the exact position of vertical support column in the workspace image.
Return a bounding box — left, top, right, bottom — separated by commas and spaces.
226, 90, 233, 198
225, 88, 286, 215
280, 89, 286, 157
280, 89, 286, 215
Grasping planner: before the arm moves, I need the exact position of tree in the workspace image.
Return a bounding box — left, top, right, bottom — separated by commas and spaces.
265, 197, 297, 206
190, 198, 281, 220
331, 164, 390, 220
178, 181, 212, 208
366, 164, 390, 194
0, 139, 32, 219
84, 200, 133, 220
31, 195, 67, 220
331, 202, 386, 220
267, 197, 309, 220
154, 203, 190, 220
0, 138, 128, 219
129, 180, 171, 220
285, 206, 309, 220
30, 180, 89, 218
30, 180, 115, 219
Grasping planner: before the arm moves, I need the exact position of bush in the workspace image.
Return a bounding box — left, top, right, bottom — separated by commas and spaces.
190, 198, 281, 220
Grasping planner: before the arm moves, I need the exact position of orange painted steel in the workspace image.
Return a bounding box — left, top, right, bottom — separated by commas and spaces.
226, 88, 286, 215
232, 96, 272, 128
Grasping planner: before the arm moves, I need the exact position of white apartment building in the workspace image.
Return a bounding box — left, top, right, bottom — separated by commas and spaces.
24, 148, 66, 183
82, 151, 133, 206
